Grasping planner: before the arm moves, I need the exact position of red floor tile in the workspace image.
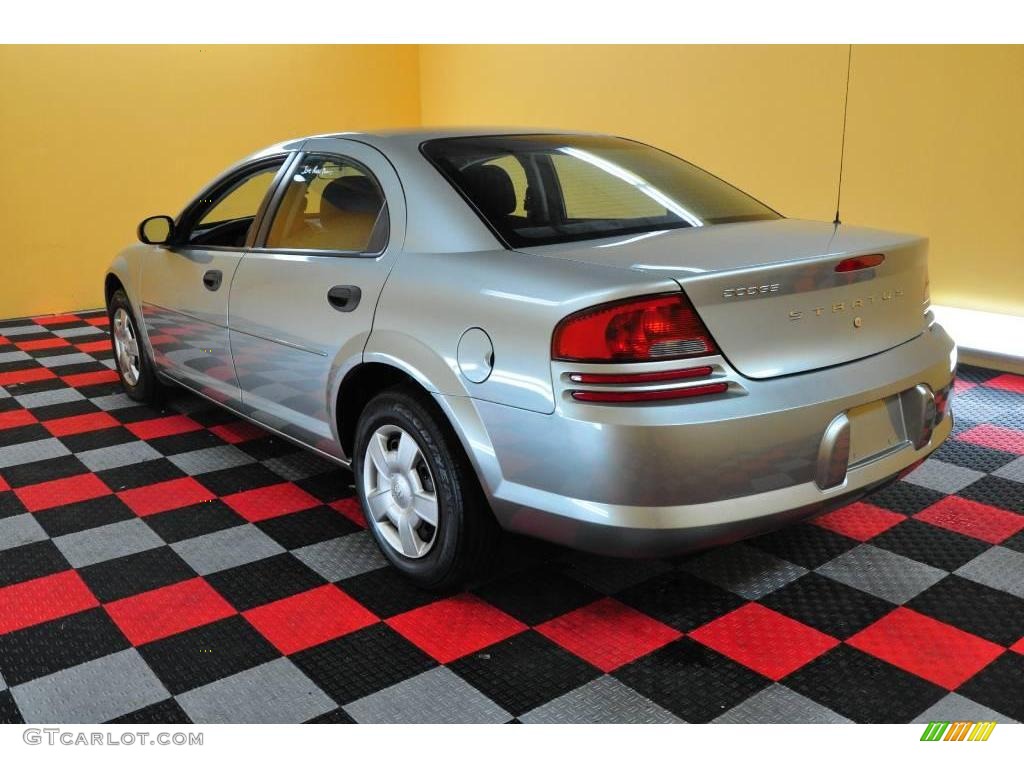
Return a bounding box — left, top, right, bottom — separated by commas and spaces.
15, 337, 70, 351
222, 482, 320, 522
15, 473, 111, 512
210, 420, 268, 444
0, 367, 56, 386
0, 571, 99, 635
85, 316, 110, 327
387, 594, 527, 663
813, 501, 906, 541
117, 477, 217, 517
1011, 637, 1024, 655
689, 602, 839, 680
915, 496, 1024, 544
106, 577, 235, 646
0, 410, 37, 431
33, 314, 81, 325
985, 373, 1024, 395
42, 411, 119, 437
329, 497, 367, 528
243, 584, 378, 655
75, 339, 111, 353
536, 597, 681, 672
958, 424, 1024, 455
847, 607, 1004, 690
62, 369, 119, 387
125, 414, 203, 440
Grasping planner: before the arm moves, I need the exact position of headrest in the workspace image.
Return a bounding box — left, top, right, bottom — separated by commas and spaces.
321, 176, 383, 226
460, 164, 516, 217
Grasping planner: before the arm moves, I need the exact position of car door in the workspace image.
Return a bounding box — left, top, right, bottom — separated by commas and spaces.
140, 155, 291, 408
228, 139, 405, 458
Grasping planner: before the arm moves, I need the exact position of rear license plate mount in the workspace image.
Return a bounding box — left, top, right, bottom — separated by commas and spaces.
847, 396, 908, 467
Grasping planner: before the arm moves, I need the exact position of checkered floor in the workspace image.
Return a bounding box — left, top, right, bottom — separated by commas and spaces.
1, 310, 1023, 724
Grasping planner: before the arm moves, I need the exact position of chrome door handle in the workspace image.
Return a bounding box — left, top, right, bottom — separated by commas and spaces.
327, 285, 361, 312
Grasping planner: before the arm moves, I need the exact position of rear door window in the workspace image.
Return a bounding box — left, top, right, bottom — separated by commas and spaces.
265, 155, 388, 254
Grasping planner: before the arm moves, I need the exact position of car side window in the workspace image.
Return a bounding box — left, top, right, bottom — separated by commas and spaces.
265, 155, 388, 253
182, 160, 285, 248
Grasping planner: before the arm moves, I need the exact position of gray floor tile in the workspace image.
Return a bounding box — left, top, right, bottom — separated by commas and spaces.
0, 325, 42, 336
912, 692, 1018, 724
53, 326, 100, 338
176, 658, 334, 724
680, 543, 808, 599
955, 547, 1024, 599
89, 393, 137, 411
816, 543, 946, 603
171, 525, 285, 575
0, 514, 49, 552
520, 676, 682, 724
11, 649, 168, 723
0, 350, 32, 364
0, 437, 70, 469
714, 683, 852, 723
293, 532, 388, 581
77, 441, 163, 472
0, 669, 6, 693
54, 518, 164, 568
14, 388, 85, 408
903, 459, 985, 494
169, 445, 255, 476
344, 667, 510, 724
993, 456, 1024, 484
37, 352, 96, 368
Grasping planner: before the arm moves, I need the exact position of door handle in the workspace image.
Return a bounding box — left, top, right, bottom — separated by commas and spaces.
327, 285, 361, 312
202, 270, 223, 291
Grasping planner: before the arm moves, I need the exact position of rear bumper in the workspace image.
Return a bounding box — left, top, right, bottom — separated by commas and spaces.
468, 323, 956, 557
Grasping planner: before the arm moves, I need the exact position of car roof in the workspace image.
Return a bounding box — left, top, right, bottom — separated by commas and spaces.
250, 127, 608, 159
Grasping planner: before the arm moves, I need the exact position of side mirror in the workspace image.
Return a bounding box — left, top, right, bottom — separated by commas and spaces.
138, 215, 175, 245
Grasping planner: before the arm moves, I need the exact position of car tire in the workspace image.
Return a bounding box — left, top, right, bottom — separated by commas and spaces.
353, 385, 499, 590
107, 288, 163, 405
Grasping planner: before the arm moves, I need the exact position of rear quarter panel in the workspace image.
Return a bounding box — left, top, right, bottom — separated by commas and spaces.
368, 248, 679, 414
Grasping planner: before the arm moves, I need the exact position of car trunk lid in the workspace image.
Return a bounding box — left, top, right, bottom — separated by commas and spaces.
519, 219, 930, 379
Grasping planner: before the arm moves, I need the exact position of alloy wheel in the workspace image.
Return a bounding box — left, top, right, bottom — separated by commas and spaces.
112, 307, 141, 386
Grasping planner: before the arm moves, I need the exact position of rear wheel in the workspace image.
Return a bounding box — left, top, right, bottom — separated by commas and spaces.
107, 289, 162, 404
353, 386, 499, 589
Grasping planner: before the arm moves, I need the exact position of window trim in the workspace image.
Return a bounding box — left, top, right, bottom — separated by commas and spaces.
172, 153, 293, 253
249, 151, 390, 259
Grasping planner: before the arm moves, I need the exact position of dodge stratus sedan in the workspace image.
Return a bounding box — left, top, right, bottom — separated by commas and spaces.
106, 129, 956, 587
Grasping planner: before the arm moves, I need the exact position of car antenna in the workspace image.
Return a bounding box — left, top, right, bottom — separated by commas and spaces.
833, 44, 853, 227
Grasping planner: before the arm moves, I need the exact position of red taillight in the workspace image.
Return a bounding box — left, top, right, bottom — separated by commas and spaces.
552, 293, 717, 363
571, 382, 728, 403
835, 253, 885, 272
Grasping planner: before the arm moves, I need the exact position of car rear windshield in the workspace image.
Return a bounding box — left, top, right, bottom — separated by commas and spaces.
421, 134, 780, 248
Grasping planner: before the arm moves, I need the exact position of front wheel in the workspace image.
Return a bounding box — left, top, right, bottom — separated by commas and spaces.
353, 386, 498, 589
107, 289, 162, 404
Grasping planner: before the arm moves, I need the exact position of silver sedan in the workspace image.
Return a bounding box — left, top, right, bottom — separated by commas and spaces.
106, 129, 956, 587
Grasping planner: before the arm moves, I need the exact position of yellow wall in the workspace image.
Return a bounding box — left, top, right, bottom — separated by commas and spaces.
420, 44, 1023, 316
841, 46, 1024, 317
0, 45, 420, 319
2, 45, 1021, 318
